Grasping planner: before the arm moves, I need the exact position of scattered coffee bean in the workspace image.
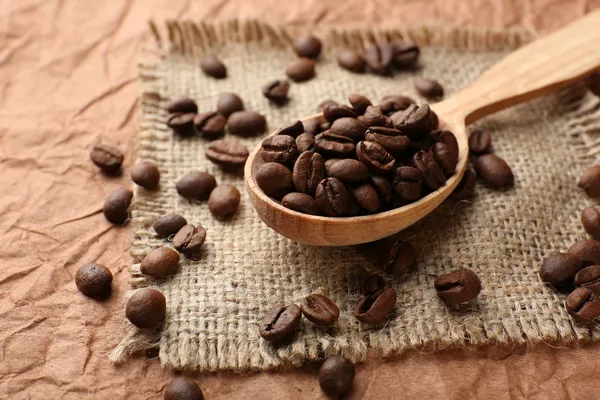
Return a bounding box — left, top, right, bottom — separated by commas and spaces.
317, 99, 340, 113
256, 162, 294, 200
434, 268, 481, 306
300, 294, 339, 326
176, 171, 216, 201
361, 105, 388, 127
208, 184, 240, 219
285, 58, 316, 82
294, 35, 322, 59
90, 144, 124, 174
131, 161, 160, 190
281, 192, 320, 215
568, 240, 600, 267
329, 159, 369, 183
167, 113, 196, 137
153, 214, 187, 238
140, 247, 180, 277
259, 304, 302, 342
574, 265, 600, 293
348, 94, 372, 115
473, 154, 514, 189
378, 95, 415, 115
582, 207, 600, 237
217, 93, 244, 117
319, 355, 355, 397
262, 80, 290, 104
566, 287, 600, 322
126, 288, 166, 329
302, 118, 321, 135
75, 263, 113, 298
173, 224, 206, 261
392, 166, 422, 201
360, 272, 387, 296
276, 120, 304, 138
337, 51, 366, 73
296, 133, 315, 153
354, 286, 397, 324
316, 177, 358, 217
166, 97, 198, 114
164, 376, 204, 400
206, 139, 249, 170
452, 169, 477, 200
103, 187, 133, 225
293, 151, 326, 194
227, 111, 266, 137
350, 183, 380, 213
364, 42, 393, 75
364, 126, 410, 157
200, 55, 227, 79
370, 175, 393, 204
322, 104, 358, 122
314, 131, 356, 158
261, 135, 298, 164
391, 41, 420, 69
415, 78, 444, 99
469, 129, 492, 154
432, 142, 458, 177
329, 117, 367, 143
387, 240, 418, 276
579, 165, 600, 197
194, 112, 226, 139
539, 252, 584, 286
356, 141, 396, 175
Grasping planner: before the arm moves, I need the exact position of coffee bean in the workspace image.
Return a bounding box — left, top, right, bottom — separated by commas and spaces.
353, 286, 397, 324
329, 159, 369, 183
337, 51, 366, 73
167, 113, 196, 137
314, 131, 356, 158
216, 93, 244, 117
415, 78, 444, 99
90, 144, 124, 174
392, 166, 422, 201
256, 162, 294, 200
319, 356, 355, 397
378, 95, 415, 115
320, 121, 332, 132
294, 35, 322, 59
316, 177, 358, 217
262, 80, 290, 104
370, 175, 393, 204
348, 94, 372, 115
360, 272, 387, 296
293, 151, 326, 194
194, 112, 226, 139
364, 42, 393, 75
569, 240, 600, 267
166, 97, 198, 114
302, 118, 321, 135
296, 133, 315, 153
300, 294, 339, 326
452, 169, 477, 200
140, 247, 180, 277
153, 214, 187, 238
473, 154, 514, 189
205, 139, 249, 170
539, 252, 583, 285
350, 183, 380, 213
434, 268, 481, 306
429, 130, 459, 159
208, 184, 240, 219
579, 165, 600, 197
176, 171, 216, 201
391, 104, 433, 138
574, 265, 600, 294
582, 207, 600, 237
361, 105, 388, 127
259, 304, 302, 342
227, 111, 266, 137
388, 240, 417, 276
126, 288, 166, 329
322, 104, 358, 122
173, 224, 206, 261
566, 287, 600, 322
587, 71, 600, 97
200, 55, 227, 79
324, 158, 341, 177
131, 161, 160, 190
432, 142, 458, 177
103, 188, 133, 225
469, 129, 492, 154
364, 126, 410, 157
317, 99, 340, 113
285, 58, 315, 82
391, 41, 420, 69
357, 141, 396, 175
261, 135, 298, 164
281, 192, 320, 215
75, 263, 113, 298
164, 377, 204, 400
411, 151, 445, 190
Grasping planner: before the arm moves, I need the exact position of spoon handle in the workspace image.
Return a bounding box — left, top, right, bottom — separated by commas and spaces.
438, 9, 600, 125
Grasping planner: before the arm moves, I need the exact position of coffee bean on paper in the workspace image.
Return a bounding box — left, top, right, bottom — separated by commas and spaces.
364, 42, 393, 75
227, 111, 267, 137
176, 171, 217, 201
194, 112, 226, 139
164, 376, 204, 400
90, 144, 124, 174
293, 151, 326, 194
353, 286, 397, 324
348, 94, 372, 115
172, 224, 206, 261
261, 135, 298, 164
208, 184, 240, 219
75, 263, 113, 298
103, 187, 133, 225
217, 93, 244, 117
473, 154, 514, 189
337, 51, 366, 73
153, 214, 187, 238
259, 304, 302, 342
300, 294, 339, 326
566, 287, 600, 322
281, 192, 320, 215
319, 356, 355, 397
452, 169, 477, 200
200, 55, 227, 78
574, 265, 600, 293
126, 288, 166, 329
256, 162, 294, 200
579, 165, 600, 197
469, 129, 492, 154
262, 80, 290, 104
350, 183, 380, 213
391, 41, 420, 69
285, 58, 316, 82
205, 139, 249, 170
539, 252, 583, 286
582, 207, 600, 237
296, 133, 315, 153
131, 161, 160, 190
140, 247, 179, 277
316, 177, 358, 217
294, 35, 322, 59
568, 240, 600, 267
166, 97, 198, 114
329, 159, 369, 183
378, 95, 414, 115
167, 113, 196, 137
415, 78, 444, 99
434, 268, 481, 306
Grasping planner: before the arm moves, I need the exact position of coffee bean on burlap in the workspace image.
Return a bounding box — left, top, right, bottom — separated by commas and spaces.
296, 133, 315, 153
317, 99, 339, 113
131, 161, 160, 190
262, 80, 290, 104
430, 130, 459, 158
391, 41, 420, 69
364, 42, 393, 75
103, 188, 133, 225
176, 171, 217, 201
217, 93, 244, 117
167, 113, 196, 137
314, 131, 356, 158
205, 139, 249, 170
322, 104, 358, 122
302, 118, 321, 135
579, 165, 600, 197
259, 304, 302, 342
153, 214, 187, 238
391, 104, 434, 138
361, 105, 388, 127
166, 97, 198, 114
300, 294, 340, 326
227, 111, 266, 137
473, 154, 514, 189
414, 78, 444, 99
292, 151, 325, 194
200, 55, 227, 78
75, 263, 113, 298
90, 144, 124, 174
329, 159, 369, 183
539, 252, 583, 286
370, 174, 393, 204
261, 135, 298, 164
172, 224, 206, 260
126, 288, 166, 329
256, 162, 294, 200
582, 207, 600, 237
432, 142, 458, 177
388, 240, 418, 276
350, 183, 380, 213
276, 120, 304, 138
356, 141, 396, 175
360, 272, 387, 296
434, 268, 482, 306
353, 287, 397, 324
566, 287, 600, 323
574, 265, 600, 294
285, 58, 316, 82
364, 126, 410, 157
140, 247, 180, 277
315, 177, 358, 217
452, 169, 477, 200
319, 355, 355, 397
329, 117, 367, 143
294, 35, 322, 59
378, 95, 415, 115
164, 376, 204, 400
348, 94, 372, 115
568, 240, 600, 267
208, 184, 241, 219
337, 51, 366, 73
281, 192, 320, 215
193, 112, 226, 139
469, 129, 492, 154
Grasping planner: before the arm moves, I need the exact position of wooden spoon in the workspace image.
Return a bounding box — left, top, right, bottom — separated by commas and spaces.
245, 10, 600, 246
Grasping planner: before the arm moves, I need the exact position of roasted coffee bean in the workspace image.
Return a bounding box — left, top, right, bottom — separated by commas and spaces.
473, 154, 514, 189
364, 42, 393, 75
227, 111, 266, 137
569, 240, 600, 267
216, 93, 244, 117
329, 159, 369, 183
261, 135, 298, 164
430, 110, 439, 130
200, 55, 227, 78
262, 80, 290, 104
364, 126, 410, 157
131, 161, 160, 190
582, 207, 600, 237
354, 287, 397, 324
378, 95, 414, 115
391, 41, 420, 69
173, 224, 206, 260
208, 184, 240, 219
411, 151, 445, 190
356, 141, 396, 175
166, 97, 198, 114
285, 58, 316, 82
370, 175, 393, 204
296, 133, 315, 153
153, 214, 187, 238
164, 376, 204, 400
176, 171, 216, 201
294, 35, 322, 59
90, 144, 124, 174
75, 263, 113, 298
415, 78, 444, 99
360, 272, 386, 296
392, 166, 422, 201
429, 130, 459, 158
140, 247, 180, 277
469, 129, 492, 154
587, 71, 600, 97
391, 104, 433, 138
259, 304, 302, 342
126, 288, 166, 329
348, 94, 372, 115
434, 268, 481, 306
320, 121, 332, 131
388, 240, 417, 276
302, 118, 321, 135
452, 169, 477, 200
432, 142, 458, 177
322, 104, 358, 122
316, 177, 357, 217
317, 99, 340, 113
194, 112, 226, 139
361, 105, 388, 127
337, 51, 366, 73
103, 188, 133, 225
300, 294, 339, 326
350, 183, 380, 213
539, 252, 583, 285
575, 265, 600, 293
293, 151, 325, 194
579, 165, 600, 197
319, 356, 355, 397
277, 120, 303, 139
167, 113, 196, 137
329, 117, 367, 143
256, 162, 294, 200
314, 131, 356, 158
205, 139, 249, 170
566, 287, 600, 322
281, 192, 320, 215
324, 158, 341, 177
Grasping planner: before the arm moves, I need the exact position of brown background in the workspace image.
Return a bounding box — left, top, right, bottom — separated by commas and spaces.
1, 0, 600, 399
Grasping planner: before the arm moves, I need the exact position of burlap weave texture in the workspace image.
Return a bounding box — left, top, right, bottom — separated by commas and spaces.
111, 20, 600, 372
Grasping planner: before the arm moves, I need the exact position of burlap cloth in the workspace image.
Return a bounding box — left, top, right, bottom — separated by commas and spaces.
109, 20, 600, 372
